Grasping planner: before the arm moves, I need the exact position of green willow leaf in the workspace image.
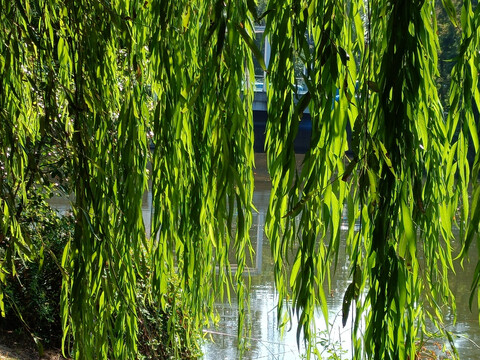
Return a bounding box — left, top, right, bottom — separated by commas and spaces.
442, 0, 459, 27
342, 282, 355, 327
236, 23, 267, 71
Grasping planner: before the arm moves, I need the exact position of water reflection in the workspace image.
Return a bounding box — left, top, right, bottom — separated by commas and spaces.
447, 247, 480, 357
202, 156, 480, 359
47, 156, 480, 359
202, 181, 354, 360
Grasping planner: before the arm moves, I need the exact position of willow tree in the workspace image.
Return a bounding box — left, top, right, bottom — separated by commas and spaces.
1, 0, 479, 359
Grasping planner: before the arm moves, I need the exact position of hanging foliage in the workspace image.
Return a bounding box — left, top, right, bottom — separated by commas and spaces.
0, 0, 479, 359
264, 0, 479, 358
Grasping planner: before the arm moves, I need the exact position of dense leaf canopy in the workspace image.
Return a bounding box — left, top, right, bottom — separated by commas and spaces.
1, 0, 479, 359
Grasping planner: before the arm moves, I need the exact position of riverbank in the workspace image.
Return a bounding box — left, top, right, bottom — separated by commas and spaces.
0, 330, 67, 360
0, 345, 65, 360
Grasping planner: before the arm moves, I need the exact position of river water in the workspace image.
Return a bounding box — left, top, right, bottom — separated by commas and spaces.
201, 154, 480, 360
48, 154, 480, 359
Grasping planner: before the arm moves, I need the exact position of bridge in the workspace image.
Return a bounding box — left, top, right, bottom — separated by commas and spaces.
251, 26, 312, 153
252, 89, 312, 153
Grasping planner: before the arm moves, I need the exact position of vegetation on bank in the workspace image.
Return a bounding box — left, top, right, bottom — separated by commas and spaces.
0, 197, 202, 358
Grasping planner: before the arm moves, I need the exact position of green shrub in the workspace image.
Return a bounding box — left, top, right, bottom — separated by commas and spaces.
0, 195, 74, 350
136, 275, 202, 360
0, 194, 202, 358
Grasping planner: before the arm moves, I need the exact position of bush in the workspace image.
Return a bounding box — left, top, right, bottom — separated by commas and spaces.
137, 275, 202, 360
0, 196, 74, 350
0, 194, 202, 359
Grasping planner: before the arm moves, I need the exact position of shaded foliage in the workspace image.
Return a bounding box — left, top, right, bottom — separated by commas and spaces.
436, 0, 463, 107
1, 197, 73, 351
137, 274, 202, 360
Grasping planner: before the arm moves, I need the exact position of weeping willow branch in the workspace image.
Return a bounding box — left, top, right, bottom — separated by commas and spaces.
0, 0, 479, 359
